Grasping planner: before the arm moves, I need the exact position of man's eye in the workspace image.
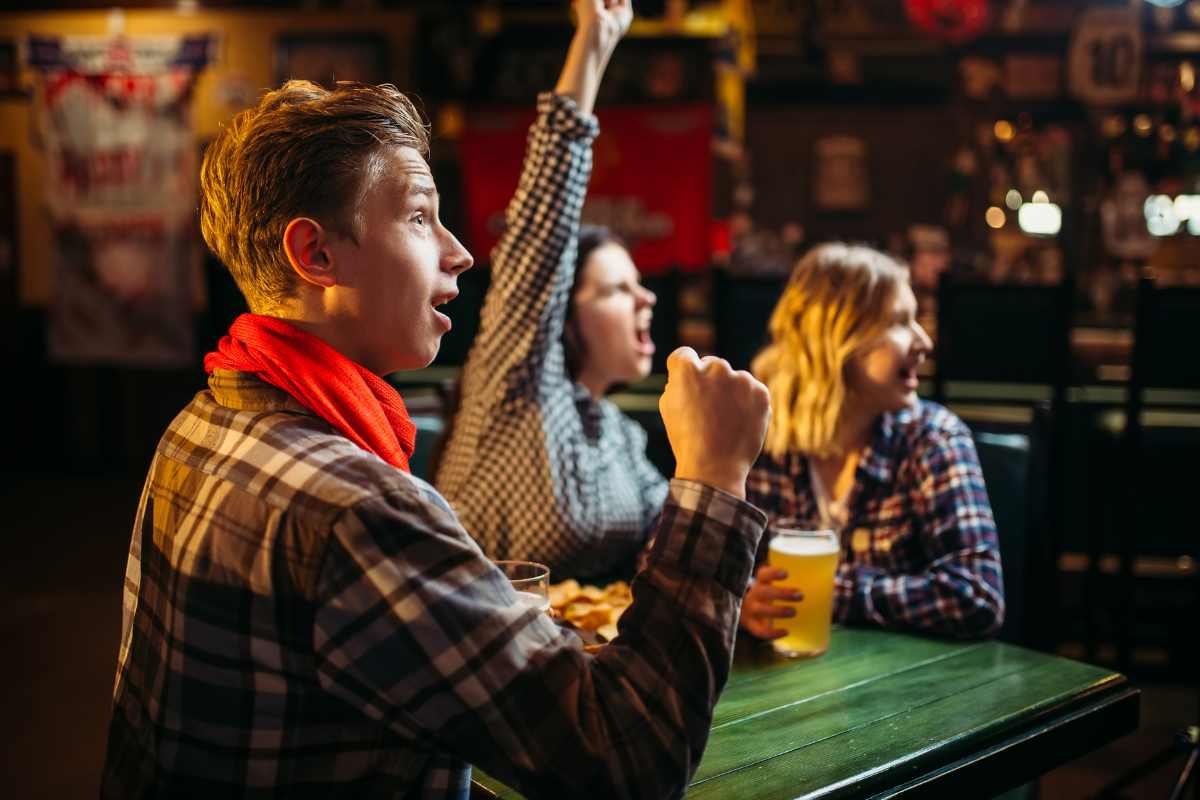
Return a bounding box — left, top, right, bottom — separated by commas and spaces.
412, 212, 426, 225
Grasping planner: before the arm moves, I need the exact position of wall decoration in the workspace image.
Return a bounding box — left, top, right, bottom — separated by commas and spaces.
1003, 54, 1062, 100
26, 33, 215, 366
1068, 8, 1142, 106
460, 105, 713, 274
904, 0, 990, 44
274, 34, 388, 88
813, 135, 870, 212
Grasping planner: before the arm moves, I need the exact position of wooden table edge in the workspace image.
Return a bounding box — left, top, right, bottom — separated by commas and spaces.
845, 680, 1142, 799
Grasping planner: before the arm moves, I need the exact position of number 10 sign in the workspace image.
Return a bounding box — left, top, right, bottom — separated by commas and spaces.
1068, 7, 1143, 106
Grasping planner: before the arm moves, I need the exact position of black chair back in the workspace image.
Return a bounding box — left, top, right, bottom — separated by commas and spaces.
1128, 277, 1200, 395
966, 404, 1053, 649
934, 276, 1073, 400
641, 270, 680, 375
409, 413, 446, 483
712, 269, 787, 372
1113, 275, 1200, 673
434, 265, 491, 367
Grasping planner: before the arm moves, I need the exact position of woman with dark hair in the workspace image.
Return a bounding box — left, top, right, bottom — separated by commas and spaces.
435, 119, 667, 578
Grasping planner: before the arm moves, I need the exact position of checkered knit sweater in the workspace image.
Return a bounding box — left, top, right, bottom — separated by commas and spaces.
435, 93, 668, 580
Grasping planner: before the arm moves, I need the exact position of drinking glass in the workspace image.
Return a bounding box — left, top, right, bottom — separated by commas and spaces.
495, 560, 551, 613
767, 528, 839, 658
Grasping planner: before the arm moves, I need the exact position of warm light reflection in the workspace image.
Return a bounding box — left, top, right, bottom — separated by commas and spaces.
1018, 203, 1062, 236
1173, 194, 1199, 220
1031, 190, 1049, 203
985, 206, 1006, 228
1145, 195, 1181, 236
993, 120, 1014, 142
1134, 115, 1154, 137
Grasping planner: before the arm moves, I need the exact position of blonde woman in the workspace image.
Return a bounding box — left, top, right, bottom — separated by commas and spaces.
740, 243, 1004, 640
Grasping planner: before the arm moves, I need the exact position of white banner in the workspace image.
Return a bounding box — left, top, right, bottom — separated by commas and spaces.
26, 34, 215, 366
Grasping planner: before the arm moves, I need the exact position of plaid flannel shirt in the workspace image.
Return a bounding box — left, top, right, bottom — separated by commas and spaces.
747, 400, 1004, 639
436, 93, 668, 580
101, 371, 766, 798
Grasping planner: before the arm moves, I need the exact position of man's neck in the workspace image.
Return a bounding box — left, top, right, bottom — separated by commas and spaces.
266, 302, 376, 374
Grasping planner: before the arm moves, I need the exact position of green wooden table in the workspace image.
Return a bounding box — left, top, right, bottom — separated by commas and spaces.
474, 627, 1139, 799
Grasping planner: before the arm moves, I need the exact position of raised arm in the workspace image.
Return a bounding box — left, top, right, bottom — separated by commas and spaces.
834, 432, 1006, 639
557, 0, 632, 117
461, 1, 631, 402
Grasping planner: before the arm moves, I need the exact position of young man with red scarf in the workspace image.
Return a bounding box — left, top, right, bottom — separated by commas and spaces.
101, 2, 772, 798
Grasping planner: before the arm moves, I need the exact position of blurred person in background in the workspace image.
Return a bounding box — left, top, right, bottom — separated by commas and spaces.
739, 243, 1005, 642
436, 15, 667, 580
101, 3, 775, 797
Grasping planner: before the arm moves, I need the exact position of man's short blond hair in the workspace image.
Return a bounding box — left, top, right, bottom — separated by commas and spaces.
752, 243, 909, 459
199, 80, 430, 313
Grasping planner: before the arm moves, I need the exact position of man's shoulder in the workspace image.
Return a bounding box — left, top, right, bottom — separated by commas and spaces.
157, 391, 431, 520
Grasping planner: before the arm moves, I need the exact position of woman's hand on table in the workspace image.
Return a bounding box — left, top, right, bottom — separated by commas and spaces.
740, 564, 804, 640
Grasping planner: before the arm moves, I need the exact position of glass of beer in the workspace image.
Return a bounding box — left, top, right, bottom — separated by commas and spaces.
767, 528, 839, 658
496, 560, 551, 613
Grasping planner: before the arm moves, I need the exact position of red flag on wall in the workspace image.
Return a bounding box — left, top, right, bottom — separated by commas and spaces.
459, 104, 713, 275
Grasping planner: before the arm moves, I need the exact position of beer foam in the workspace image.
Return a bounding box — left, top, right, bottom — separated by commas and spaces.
769, 534, 838, 556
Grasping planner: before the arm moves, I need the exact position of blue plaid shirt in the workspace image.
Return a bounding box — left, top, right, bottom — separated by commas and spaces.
100, 371, 766, 798
747, 400, 1004, 639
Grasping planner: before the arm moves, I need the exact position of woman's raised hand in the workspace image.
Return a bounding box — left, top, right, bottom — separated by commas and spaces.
574, 0, 634, 56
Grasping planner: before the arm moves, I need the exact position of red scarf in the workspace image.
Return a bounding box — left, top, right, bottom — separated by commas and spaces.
204, 314, 415, 472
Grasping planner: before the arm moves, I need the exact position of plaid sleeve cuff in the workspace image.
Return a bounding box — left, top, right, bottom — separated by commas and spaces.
537, 91, 601, 140
644, 479, 767, 595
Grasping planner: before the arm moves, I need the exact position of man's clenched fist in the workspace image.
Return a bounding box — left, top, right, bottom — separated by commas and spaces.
659, 347, 771, 499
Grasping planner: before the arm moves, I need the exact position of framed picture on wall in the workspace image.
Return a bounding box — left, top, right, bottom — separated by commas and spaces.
274, 34, 389, 89
813, 135, 870, 212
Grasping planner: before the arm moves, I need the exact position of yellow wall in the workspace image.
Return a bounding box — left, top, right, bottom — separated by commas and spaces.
0, 9, 414, 306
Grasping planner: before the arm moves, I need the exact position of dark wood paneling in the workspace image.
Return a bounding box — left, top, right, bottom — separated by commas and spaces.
745, 104, 953, 245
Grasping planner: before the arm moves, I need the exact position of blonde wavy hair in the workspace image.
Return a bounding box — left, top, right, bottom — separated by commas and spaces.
752, 243, 909, 459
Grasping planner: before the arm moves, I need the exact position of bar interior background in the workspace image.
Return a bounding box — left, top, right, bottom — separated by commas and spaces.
1, 0, 1197, 797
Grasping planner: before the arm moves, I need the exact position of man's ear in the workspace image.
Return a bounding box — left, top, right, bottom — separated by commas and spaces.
283, 217, 337, 288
